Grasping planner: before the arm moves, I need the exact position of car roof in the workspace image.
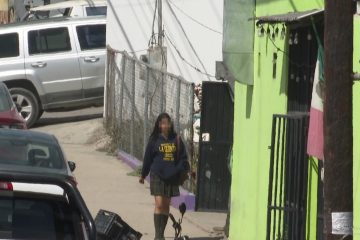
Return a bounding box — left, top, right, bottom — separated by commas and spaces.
0, 129, 57, 144
0, 16, 106, 30
31, 0, 107, 11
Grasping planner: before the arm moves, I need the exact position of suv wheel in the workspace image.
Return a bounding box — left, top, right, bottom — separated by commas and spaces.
10, 88, 40, 128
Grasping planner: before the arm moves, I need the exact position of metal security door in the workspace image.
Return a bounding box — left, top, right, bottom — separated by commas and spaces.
196, 82, 234, 211
266, 113, 309, 240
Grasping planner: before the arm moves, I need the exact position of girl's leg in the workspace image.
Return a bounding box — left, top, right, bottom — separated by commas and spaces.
155, 195, 171, 214
154, 196, 171, 240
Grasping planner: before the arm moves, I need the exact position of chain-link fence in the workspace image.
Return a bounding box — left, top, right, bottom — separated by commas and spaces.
104, 47, 194, 167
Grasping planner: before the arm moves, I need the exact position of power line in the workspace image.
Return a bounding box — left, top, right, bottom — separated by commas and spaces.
167, 0, 222, 35
149, 0, 158, 47
165, 0, 212, 81
165, 33, 215, 78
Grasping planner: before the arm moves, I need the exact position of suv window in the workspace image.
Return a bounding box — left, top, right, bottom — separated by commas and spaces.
76, 24, 106, 50
0, 33, 19, 58
28, 27, 71, 55
0, 196, 84, 239
85, 6, 107, 16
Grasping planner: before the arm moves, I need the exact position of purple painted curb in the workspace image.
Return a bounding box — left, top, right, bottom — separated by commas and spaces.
117, 150, 196, 211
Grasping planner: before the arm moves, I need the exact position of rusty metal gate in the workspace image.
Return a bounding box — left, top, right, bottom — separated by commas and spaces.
266, 113, 309, 240
196, 81, 234, 211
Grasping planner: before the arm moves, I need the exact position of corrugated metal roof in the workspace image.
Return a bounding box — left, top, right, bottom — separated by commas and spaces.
253, 9, 324, 24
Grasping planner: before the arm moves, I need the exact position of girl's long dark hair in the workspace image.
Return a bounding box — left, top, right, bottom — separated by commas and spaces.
149, 113, 176, 141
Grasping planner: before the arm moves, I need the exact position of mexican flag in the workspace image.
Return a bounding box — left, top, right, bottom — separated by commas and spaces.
307, 46, 324, 160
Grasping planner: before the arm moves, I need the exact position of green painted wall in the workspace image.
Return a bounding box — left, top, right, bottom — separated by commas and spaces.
306, 157, 319, 240
229, 0, 324, 239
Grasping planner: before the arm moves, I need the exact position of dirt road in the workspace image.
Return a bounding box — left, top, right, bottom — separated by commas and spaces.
33, 110, 226, 240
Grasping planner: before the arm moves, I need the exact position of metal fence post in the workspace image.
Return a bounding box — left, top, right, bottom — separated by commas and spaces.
189, 82, 195, 155
119, 55, 126, 130
175, 78, 181, 132
143, 67, 150, 154
130, 59, 136, 155
104, 48, 110, 122
111, 54, 116, 129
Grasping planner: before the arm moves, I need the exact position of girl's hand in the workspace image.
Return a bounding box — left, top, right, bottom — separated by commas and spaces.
139, 177, 145, 184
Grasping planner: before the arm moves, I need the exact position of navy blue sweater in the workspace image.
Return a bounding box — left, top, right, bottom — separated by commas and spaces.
141, 134, 189, 180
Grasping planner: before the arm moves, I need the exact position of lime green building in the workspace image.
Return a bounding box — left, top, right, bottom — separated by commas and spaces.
222, 0, 360, 239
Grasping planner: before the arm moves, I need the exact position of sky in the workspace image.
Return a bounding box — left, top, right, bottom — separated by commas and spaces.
106, 0, 223, 83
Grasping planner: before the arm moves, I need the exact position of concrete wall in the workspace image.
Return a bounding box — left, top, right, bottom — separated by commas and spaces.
229, 0, 324, 239
106, 0, 223, 83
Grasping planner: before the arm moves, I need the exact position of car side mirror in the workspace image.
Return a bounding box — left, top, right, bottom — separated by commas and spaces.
68, 161, 76, 172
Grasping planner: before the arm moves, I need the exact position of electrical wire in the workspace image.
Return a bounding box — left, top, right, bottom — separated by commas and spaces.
167, 0, 222, 35
165, 0, 212, 81
165, 33, 215, 78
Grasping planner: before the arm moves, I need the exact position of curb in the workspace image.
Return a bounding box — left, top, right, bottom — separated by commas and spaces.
117, 150, 196, 211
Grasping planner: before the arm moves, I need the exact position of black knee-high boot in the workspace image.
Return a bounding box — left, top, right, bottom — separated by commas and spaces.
154, 214, 162, 240
159, 214, 169, 239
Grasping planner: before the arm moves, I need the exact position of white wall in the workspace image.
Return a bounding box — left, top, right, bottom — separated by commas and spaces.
106, 0, 223, 83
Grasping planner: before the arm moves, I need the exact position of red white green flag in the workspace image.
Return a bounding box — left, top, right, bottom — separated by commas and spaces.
307, 46, 324, 160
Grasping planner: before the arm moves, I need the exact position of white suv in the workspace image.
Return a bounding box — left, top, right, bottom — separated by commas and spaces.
0, 16, 106, 127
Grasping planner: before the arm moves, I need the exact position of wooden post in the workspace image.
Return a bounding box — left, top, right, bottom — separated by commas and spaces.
324, 1, 354, 239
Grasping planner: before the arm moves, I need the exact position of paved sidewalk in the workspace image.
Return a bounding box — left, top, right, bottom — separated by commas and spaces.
35, 118, 226, 240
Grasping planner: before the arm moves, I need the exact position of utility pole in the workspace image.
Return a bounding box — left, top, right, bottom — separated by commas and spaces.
324, 1, 354, 239
158, 0, 163, 46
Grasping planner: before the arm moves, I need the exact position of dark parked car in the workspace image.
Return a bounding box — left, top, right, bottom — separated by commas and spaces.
0, 172, 96, 240
0, 83, 26, 129
0, 129, 95, 239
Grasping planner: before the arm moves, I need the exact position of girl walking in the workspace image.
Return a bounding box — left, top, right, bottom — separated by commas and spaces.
139, 113, 189, 240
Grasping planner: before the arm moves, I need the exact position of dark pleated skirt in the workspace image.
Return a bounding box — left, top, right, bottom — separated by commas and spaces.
150, 173, 180, 198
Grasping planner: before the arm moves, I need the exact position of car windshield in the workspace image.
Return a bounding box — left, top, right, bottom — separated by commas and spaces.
0, 137, 66, 174
0, 86, 12, 112
0, 195, 84, 239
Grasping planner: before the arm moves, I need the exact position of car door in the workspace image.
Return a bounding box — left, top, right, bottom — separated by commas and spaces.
0, 31, 25, 84
25, 26, 83, 105
74, 23, 106, 99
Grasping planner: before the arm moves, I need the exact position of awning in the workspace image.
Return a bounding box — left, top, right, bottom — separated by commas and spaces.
252, 9, 324, 25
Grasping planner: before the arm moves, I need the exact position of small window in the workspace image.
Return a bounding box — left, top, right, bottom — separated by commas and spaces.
28, 27, 71, 55
0, 33, 19, 58
85, 6, 107, 16
76, 24, 106, 50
